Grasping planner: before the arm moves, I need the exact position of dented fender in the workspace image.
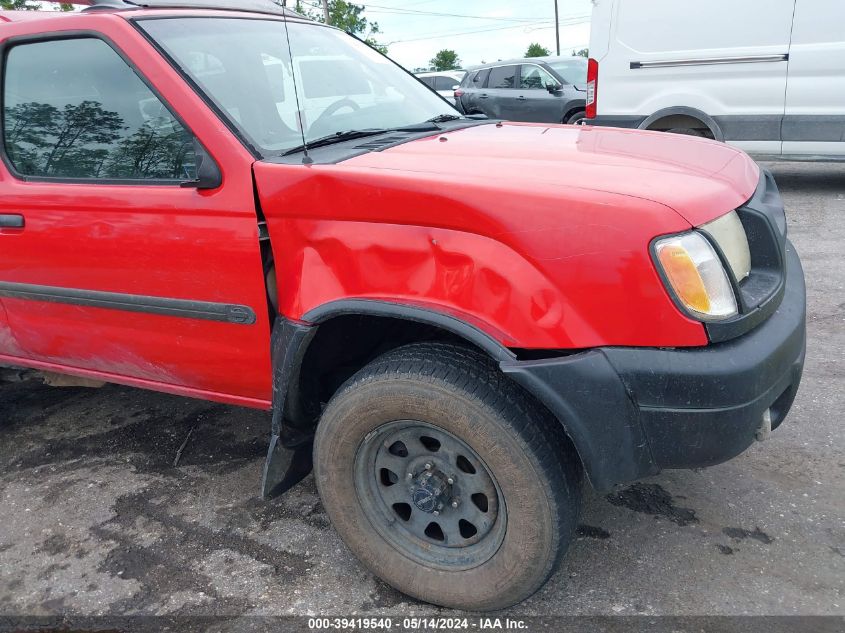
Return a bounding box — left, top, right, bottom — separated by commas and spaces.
253, 160, 708, 349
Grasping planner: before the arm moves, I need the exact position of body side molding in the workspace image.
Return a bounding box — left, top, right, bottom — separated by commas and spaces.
0, 281, 257, 325
631, 54, 788, 69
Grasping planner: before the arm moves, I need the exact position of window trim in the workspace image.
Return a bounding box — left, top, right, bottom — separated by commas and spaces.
0, 30, 209, 187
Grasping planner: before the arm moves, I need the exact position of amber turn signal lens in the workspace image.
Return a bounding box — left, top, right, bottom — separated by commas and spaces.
657, 244, 711, 314
653, 232, 738, 320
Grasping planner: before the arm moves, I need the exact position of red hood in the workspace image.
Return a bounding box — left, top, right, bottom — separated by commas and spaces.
252, 122, 757, 349
344, 122, 760, 227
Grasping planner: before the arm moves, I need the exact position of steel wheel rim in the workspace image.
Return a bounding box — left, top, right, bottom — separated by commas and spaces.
354, 420, 507, 570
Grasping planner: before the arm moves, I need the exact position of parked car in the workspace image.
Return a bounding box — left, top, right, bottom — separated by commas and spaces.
0, 0, 806, 611
456, 56, 588, 124
586, 0, 845, 160
415, 70, 465, 105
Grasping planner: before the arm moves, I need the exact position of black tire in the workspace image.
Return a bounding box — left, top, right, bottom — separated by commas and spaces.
565, 110, 586, 126
313, 342, 582, 611
666, 127, 706, 137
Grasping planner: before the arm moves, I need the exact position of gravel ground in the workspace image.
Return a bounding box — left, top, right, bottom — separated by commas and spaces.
0, 162, 842, 620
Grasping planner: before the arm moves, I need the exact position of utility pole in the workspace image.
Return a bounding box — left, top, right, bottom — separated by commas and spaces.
554, 0, 561, 55
321, 0, 330, 23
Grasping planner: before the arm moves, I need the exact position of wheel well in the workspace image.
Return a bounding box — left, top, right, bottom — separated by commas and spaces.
645, 114, 715, 139
279, 313, 589, 490
286, 315, 488, 427
563, 106, 585, 123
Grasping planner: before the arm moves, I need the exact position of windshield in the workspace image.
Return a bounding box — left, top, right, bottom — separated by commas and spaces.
546, 58, 588, 85
139, 17, 457, 155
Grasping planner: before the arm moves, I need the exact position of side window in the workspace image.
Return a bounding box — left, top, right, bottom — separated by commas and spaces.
419, 76, 435, 88
3, 37, 195, 181
434, 76, 457, 91
487, 65, 517, 89
520, 65, 557, 90
474, 68, 491, 87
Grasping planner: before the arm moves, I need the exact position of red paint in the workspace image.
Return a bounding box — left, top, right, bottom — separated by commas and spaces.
0, 8, 762, 406
254, 123, 758, 349
0, 11, 272, 406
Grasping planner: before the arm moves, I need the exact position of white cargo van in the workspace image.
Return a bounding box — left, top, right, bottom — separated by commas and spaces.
586, 0, 845, 160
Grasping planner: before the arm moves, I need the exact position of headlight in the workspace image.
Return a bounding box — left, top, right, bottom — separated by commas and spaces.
653, 232, 738, 320
700, 211, 751, 282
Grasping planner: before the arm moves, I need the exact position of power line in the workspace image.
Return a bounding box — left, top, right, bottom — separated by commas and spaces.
299, 1, 585, 25
385, 16, 589, 45
361, 4, 555, 22
292, 1, 590, 50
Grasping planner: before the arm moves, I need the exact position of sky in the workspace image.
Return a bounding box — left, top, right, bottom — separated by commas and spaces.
31, 1, 594, 71
299, 0, 595, 70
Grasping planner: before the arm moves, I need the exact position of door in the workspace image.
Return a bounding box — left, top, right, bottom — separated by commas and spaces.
480, 65, 521, 120
0, 297, 22, 358
0, 34, 272, 405
516, 64, 566, 123
783, 0, 845, 158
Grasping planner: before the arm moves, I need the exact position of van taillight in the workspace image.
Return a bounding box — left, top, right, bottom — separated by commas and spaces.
586, 58, 598, 119
454, 88, 464, 98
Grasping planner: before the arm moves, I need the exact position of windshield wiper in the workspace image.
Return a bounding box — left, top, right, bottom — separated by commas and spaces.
282, 129, 389, 156
427, 114, 463, 123
282, 119, 461, 157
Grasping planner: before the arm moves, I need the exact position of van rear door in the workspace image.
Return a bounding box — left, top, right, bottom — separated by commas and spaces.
783, 0, 845, 158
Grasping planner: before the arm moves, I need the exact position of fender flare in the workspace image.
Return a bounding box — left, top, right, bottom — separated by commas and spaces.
261, 300, 515, 498
639, 106, 724, 141
561, 98, 587, 123
302, 299, 516, 362
261, 301, 656, 497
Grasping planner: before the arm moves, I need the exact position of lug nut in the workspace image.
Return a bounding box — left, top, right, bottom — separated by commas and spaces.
433, 510, 439, 516
451, 498, 460, 508
406, 472, 413, 480
446, 477, 454, 485
424, 463, 432, 470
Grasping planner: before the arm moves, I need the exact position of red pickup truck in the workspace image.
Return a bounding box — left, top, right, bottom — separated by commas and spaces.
0, 0, 806, 611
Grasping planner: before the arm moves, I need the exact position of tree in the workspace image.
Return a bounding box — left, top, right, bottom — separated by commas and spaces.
429, 49, 461, 72
572, 48, 589, 58
294, 0, 387, 55
0, 1, 75, 10
44, 101, 125, 175
525, 43, 551, 58
106, 121, 193, 180
5, 99, 125, 177
4, 102, 59, 172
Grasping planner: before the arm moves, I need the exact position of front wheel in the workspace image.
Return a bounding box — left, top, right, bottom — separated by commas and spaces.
313, 342, 582, 611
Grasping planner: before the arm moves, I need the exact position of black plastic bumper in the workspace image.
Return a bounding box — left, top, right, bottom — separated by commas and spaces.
501, 241, 806, 491
585, 115, 646, 129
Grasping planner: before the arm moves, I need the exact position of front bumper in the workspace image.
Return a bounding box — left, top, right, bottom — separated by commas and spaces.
501, 241, 806, 491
